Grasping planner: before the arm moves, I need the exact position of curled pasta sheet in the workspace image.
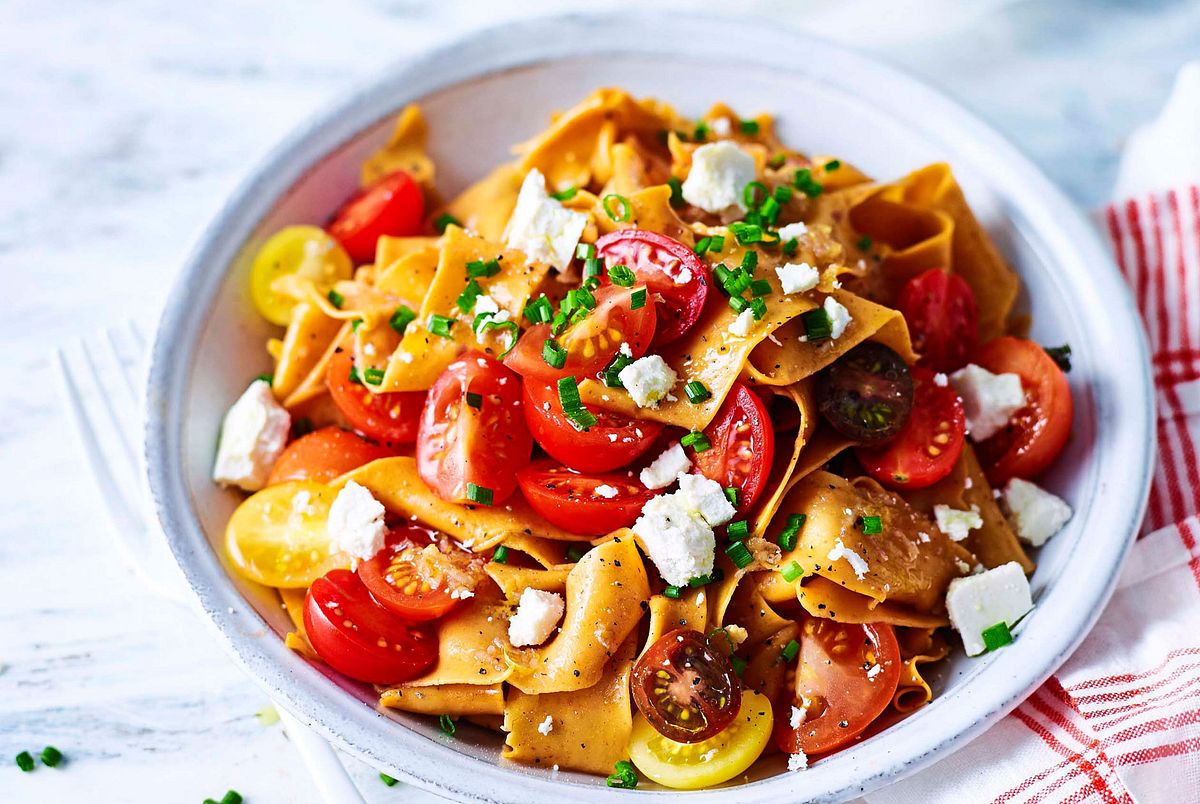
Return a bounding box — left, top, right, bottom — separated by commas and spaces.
902, 444, 1033, 573
405, 580, 513, 687
641, 588, 709, 655
795, 576, 949, 628
380, 227, 547, 391
741, 621, 800, 707
272, 301, 343, 400
279, 588, 306, 631
380, 684, 505, 717
892, 627, 950, 713
360, 104, 436, 190
374, 237, 440, 303
721, 574, 792, 647
335, 457, 578, 549
750, 383, 817, 537
444, 163, 526, 243
506, 535, 649, 695
485, 562, 571, 601
282, 322, 352, 409
503, 633, 638, 775
499, 534, 571, 568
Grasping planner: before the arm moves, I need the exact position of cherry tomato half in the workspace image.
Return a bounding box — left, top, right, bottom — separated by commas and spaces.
693, 383, 775, 512
596, 229, 710, 346
816, 342, 914, 444
856, 368, 966, 490
523, 380, 663, 473
504, 285, 656, 384
303, 568, 438, 685
774, 619, 901, 756
517, 461, 655, 536
973, 336, 1073, 484
267, 427, 397, 486
896, 268, 980, 373
416, 352, 532, 505
633, 629, 741, 744
327, 170, 425, 263
326, 350, 425, 444
358, 525, 482, 621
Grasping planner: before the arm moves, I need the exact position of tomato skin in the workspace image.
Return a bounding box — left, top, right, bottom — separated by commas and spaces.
326, 350, 425, 444
816, 342, 914, 444
973, 337, 1073, 484
358, 526, 480, 621
503, 285, 656, 384
267, 427, 397, 485
303, 568, 438, 685
693, 383, 775, 511
897, 268, 979, 373
416, 352, 532, 504
856, 368, 966, 490
774, 620, 901, 756
517, 462, 655, 536
632, 629, 742, 743
522, 380, 663, 473
596, 229, 710, 346
327, 170, 425, 263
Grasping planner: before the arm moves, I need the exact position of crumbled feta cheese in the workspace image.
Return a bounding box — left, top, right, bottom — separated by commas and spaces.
503, 168, 588, 270
681, 141, 756, 213
508, 588, 565, 647
724, 624, 748, 646
827, 537, 869, 579
328, 481, 387, 560
933, 372, 949, 387
945, 561, 1033, 656
640, 443, 692, 490
824, 296, 852, 339
866, 663, 883, 680
473, 293, 500, 316
619, 342, 633, 358
787, 752, 809, 772
537, 715, 554, 735
618, 355, 677, 408
676, 472, 736, 526
710, 117, 732, 137
594, 483, 619, 499
950, 364, 1026, 441
934, 505, 983, 542
789, 705, 807, 729
632, 494, 715, 586
776, 262, 820, 295
776, 221, 808, 241
1002, 479, 1073, 547
728, 308, 755, 338
212, 379, 291, 491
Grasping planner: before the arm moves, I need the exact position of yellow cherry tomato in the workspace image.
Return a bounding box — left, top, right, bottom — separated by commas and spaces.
225, 480, 349, 587
628, 690, 774, 790
250, 226, 353, 326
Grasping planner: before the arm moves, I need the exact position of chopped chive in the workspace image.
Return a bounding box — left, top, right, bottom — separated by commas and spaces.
825, 159, 842, 171
713, 264, 733, 293
565, 406, 598, 431
730, 654, 748, 675
1044, 344, 1072, 372
711, 236, 726, 252
327, 289, 345, 309
759, 196, 780, 225
727, 520, 750, 541
629, 287, 647, 310
556, 376, 597, 430
455, 279, 484, 313
475, 318, 519, 357
16, 751, 34, 772
582, 257, 603, 282
739, 118, 760, 135
428, 314, 455, 339
694, 236, 712, 256
680, 431, 711, 452
466, 483, 493, 506
725, 540, 753, 568
434, 213, 461, 233
721, 267, 752, 296
693, 121, 709, 141
688, 573, 714, 587
603, 353, 633, 388
773, 185, 794, 204
782, 237, 799, 257
740, 250, 758, 273
724, 487, 740, 507
465, 391, 483, 409
684, 380, 711, 404
781, 639, 800, 662
255, 372, 273, 385
606, 759, 638, 789
800, 307, 832, 340
742, 181, 769, 210
576, 243, 596, 260
380, 773, 400, 787
729, 221, 764, 245
542, 339, 567, 370
982, 621, 1014, 652
351, 318, 363, 332
363, 367, 385, 385
523, 296, 553, 324
750, 278, 772, 298
793, 168, 823, 197
780, 560, 803, 583
858, 515, 883, 534
348, 365, 363, 385
439, 714, 456, 736
608, 264, 636, 286
220, 793, 243, 804
602, 194, 632, 222
856, 235, 873, 251
729, 295, 749, 314
777, 513, 806, 551
566, 545, 587, 563
550, 185, 579, 201
466, 258, 501, 279
667, 176, 684, 207
550, 309, 569, 335
390, 304, 417, 333
662, 585, 682, 599
767, 153, 787, 169
492, 545, 509, 564
749, 297, 768, 320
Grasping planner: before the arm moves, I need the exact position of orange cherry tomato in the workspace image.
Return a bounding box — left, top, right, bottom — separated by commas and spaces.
267, 427, 397, 485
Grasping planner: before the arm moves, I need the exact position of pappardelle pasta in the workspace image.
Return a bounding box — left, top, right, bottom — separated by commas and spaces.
213, 88, 1077, 789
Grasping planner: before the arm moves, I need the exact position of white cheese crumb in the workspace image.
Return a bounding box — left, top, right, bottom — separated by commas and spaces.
472, 293, 500, 316
640, 443, 692, 490
866, 663, 882, 680
950, 364, 1027, 441
618, 355, 677, 408
327, 481, 387, 560
537, 715, 554, 735
728, 308, 755, 338
934, 505, 984, 542
1002, 478, 1073, 547
827, 537, 869, 579
710, 117, 732, 137
508, 588, 565, 647
787, 751, 809, 771
681, 141, 756, 213
945, 561, 1033, 657
776, 262, 820, 294
619, 342, 633, 358
676, 472, 737, 526
824, 296, 852, 339
789, 705, 807, 729
212, 379, 290, 491
632, 494, 715, 586
503, 168, 588, 270
933, 372, 949, 387
776, 221, 808, 241
725, 624, 748, 646
594, 483, 619, 499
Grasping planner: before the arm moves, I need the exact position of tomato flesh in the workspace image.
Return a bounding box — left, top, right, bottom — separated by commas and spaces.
358, 526, 482, 621
693, 383, 775, 512
523, 380, 663, 473
856, 367, 966, 489
517, 462, 655, 536
326, 350, 425, 445
327, 170, 425, 263
632, 629, 741, 744
416, 351, 532, 504
596, 229, 710, 346
816, 342, 914, 444
303, 568, 438, 685
973, 336, 1073, 484
774, 619, 901, 756
267, 427, 397, 486
896, 268, 979, 373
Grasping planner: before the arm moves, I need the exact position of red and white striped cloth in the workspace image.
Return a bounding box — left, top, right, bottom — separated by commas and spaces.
865, 187, 1200, 803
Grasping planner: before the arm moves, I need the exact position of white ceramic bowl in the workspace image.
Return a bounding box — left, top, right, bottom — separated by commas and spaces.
145, 13, 1154, 802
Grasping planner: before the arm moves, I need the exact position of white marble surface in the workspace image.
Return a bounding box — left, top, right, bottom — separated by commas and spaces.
1, 1, 1196, 802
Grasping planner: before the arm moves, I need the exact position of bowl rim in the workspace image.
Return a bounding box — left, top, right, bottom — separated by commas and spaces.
144, 11, 1154, 802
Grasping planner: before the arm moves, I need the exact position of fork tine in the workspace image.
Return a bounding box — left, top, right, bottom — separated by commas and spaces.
102, 327, 141, 412
75, 336, 140, 481
127, 318, 146, 348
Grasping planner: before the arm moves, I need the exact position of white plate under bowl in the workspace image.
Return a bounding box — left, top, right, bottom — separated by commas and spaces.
144, 13, 1153, 803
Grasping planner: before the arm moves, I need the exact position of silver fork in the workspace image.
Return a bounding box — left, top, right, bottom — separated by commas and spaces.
53, 321, 368, 804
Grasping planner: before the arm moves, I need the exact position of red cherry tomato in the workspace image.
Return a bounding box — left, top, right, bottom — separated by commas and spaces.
896, 268, 979, 373
774, 620, 901, 756
693, 383, 775, 511
856, 368, 966, 490
267, 427, 397, 486
504, 285, 656, 383
973, 336, 1073, 484
358, 525, 482, 621
327, 170, 425, 263
522, 380, 663, 473
416, 352, 532, 505
326, 350, 425, 445
516, 461, 656, 536
632, 629, 741, 743
596, 229, 710, 345
303, 568, 438, 685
